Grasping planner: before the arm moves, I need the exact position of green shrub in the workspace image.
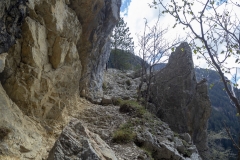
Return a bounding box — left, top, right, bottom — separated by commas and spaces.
112, 98, 123, 106
140, 147, 154, 160
112, 122, 136, 143
118, 99, 151, 119
119, 103, 135, 114
126, 79, 131, 86
102, 82, 107, 90
183, 149, 191, 157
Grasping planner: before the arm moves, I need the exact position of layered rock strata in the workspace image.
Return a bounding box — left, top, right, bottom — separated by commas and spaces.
150, 42, 211, 159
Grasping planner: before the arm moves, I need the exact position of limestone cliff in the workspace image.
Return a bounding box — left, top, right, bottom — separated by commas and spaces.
69, 0, 121, 103
0, 0, 208, 159
0, 0, 120, 119
0, 0, 120, 159
150, 42, 211, 159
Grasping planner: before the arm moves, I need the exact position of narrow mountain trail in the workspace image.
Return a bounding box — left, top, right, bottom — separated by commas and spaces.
66, 69, 202, 160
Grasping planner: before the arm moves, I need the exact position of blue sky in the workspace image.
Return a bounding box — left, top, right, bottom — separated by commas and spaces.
120, 0, 131, 14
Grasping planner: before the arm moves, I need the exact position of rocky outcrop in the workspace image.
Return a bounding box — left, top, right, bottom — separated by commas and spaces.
0, 50, 51, 160
135, 126, 202, 160
0, 82, 48, 159
69, 0, 121, 103
0, 0, 208, 160
0, 0, 120, 119
150, 42, 211, 159
0, 0, 121, 159
1, 0, 82, 119
103, 69, 140, 101
48, 119, 117, 160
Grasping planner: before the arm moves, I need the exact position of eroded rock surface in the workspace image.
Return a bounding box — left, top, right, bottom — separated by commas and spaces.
69, 0, 121, 103
150, 42, 211, 158
1, 0, 82, 119
48, 118, 117, 160
0, 0, 121, 159
0, 83, 49, 160
0, 0, 208, 159
103, 69, 140, 101
1, 0, 120, 119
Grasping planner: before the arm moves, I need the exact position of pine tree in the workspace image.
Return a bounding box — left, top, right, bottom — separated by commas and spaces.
110, 18, 134, 69
111, 17, 134, 52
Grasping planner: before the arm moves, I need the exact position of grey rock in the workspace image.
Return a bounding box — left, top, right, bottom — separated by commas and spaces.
69, 0, 121, 103
180, 133, 192, 144
103, 69, 140, 100
48, 118, 117, 160
101, 95, 112, 106
174, 137, 185, 154
0, 53, 7, 73
188, 145, 198, 154
150, 42, 211, 159
135, 128, 201, 160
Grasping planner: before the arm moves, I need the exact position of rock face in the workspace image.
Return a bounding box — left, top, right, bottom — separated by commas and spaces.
0, 1, 208, 160
150, 42, 211, 159
48, 119, 117, 160
69, 0, 121, 103
0, 83, 48, 160
0, 0, 120, 119
0, 0, 121, 159
0, 0, 27, 53
1, 0, 82, 119
103, 69, 140, 101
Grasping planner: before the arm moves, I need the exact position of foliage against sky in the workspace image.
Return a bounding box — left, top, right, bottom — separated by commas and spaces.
120, 0, 240, 87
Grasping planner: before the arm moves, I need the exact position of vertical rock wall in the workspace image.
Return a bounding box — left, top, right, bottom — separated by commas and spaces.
69, 0, 121, 103
1, 0, 82, 119
0, 0, 120, 159
0, 0, 120, 119
150, 42, 211, 159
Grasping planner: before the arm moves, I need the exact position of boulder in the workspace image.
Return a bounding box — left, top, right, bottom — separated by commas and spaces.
48, 118, 117, 160
101, 95, 112, 106
135, 128, 201, 160
150, 42, 211, 158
